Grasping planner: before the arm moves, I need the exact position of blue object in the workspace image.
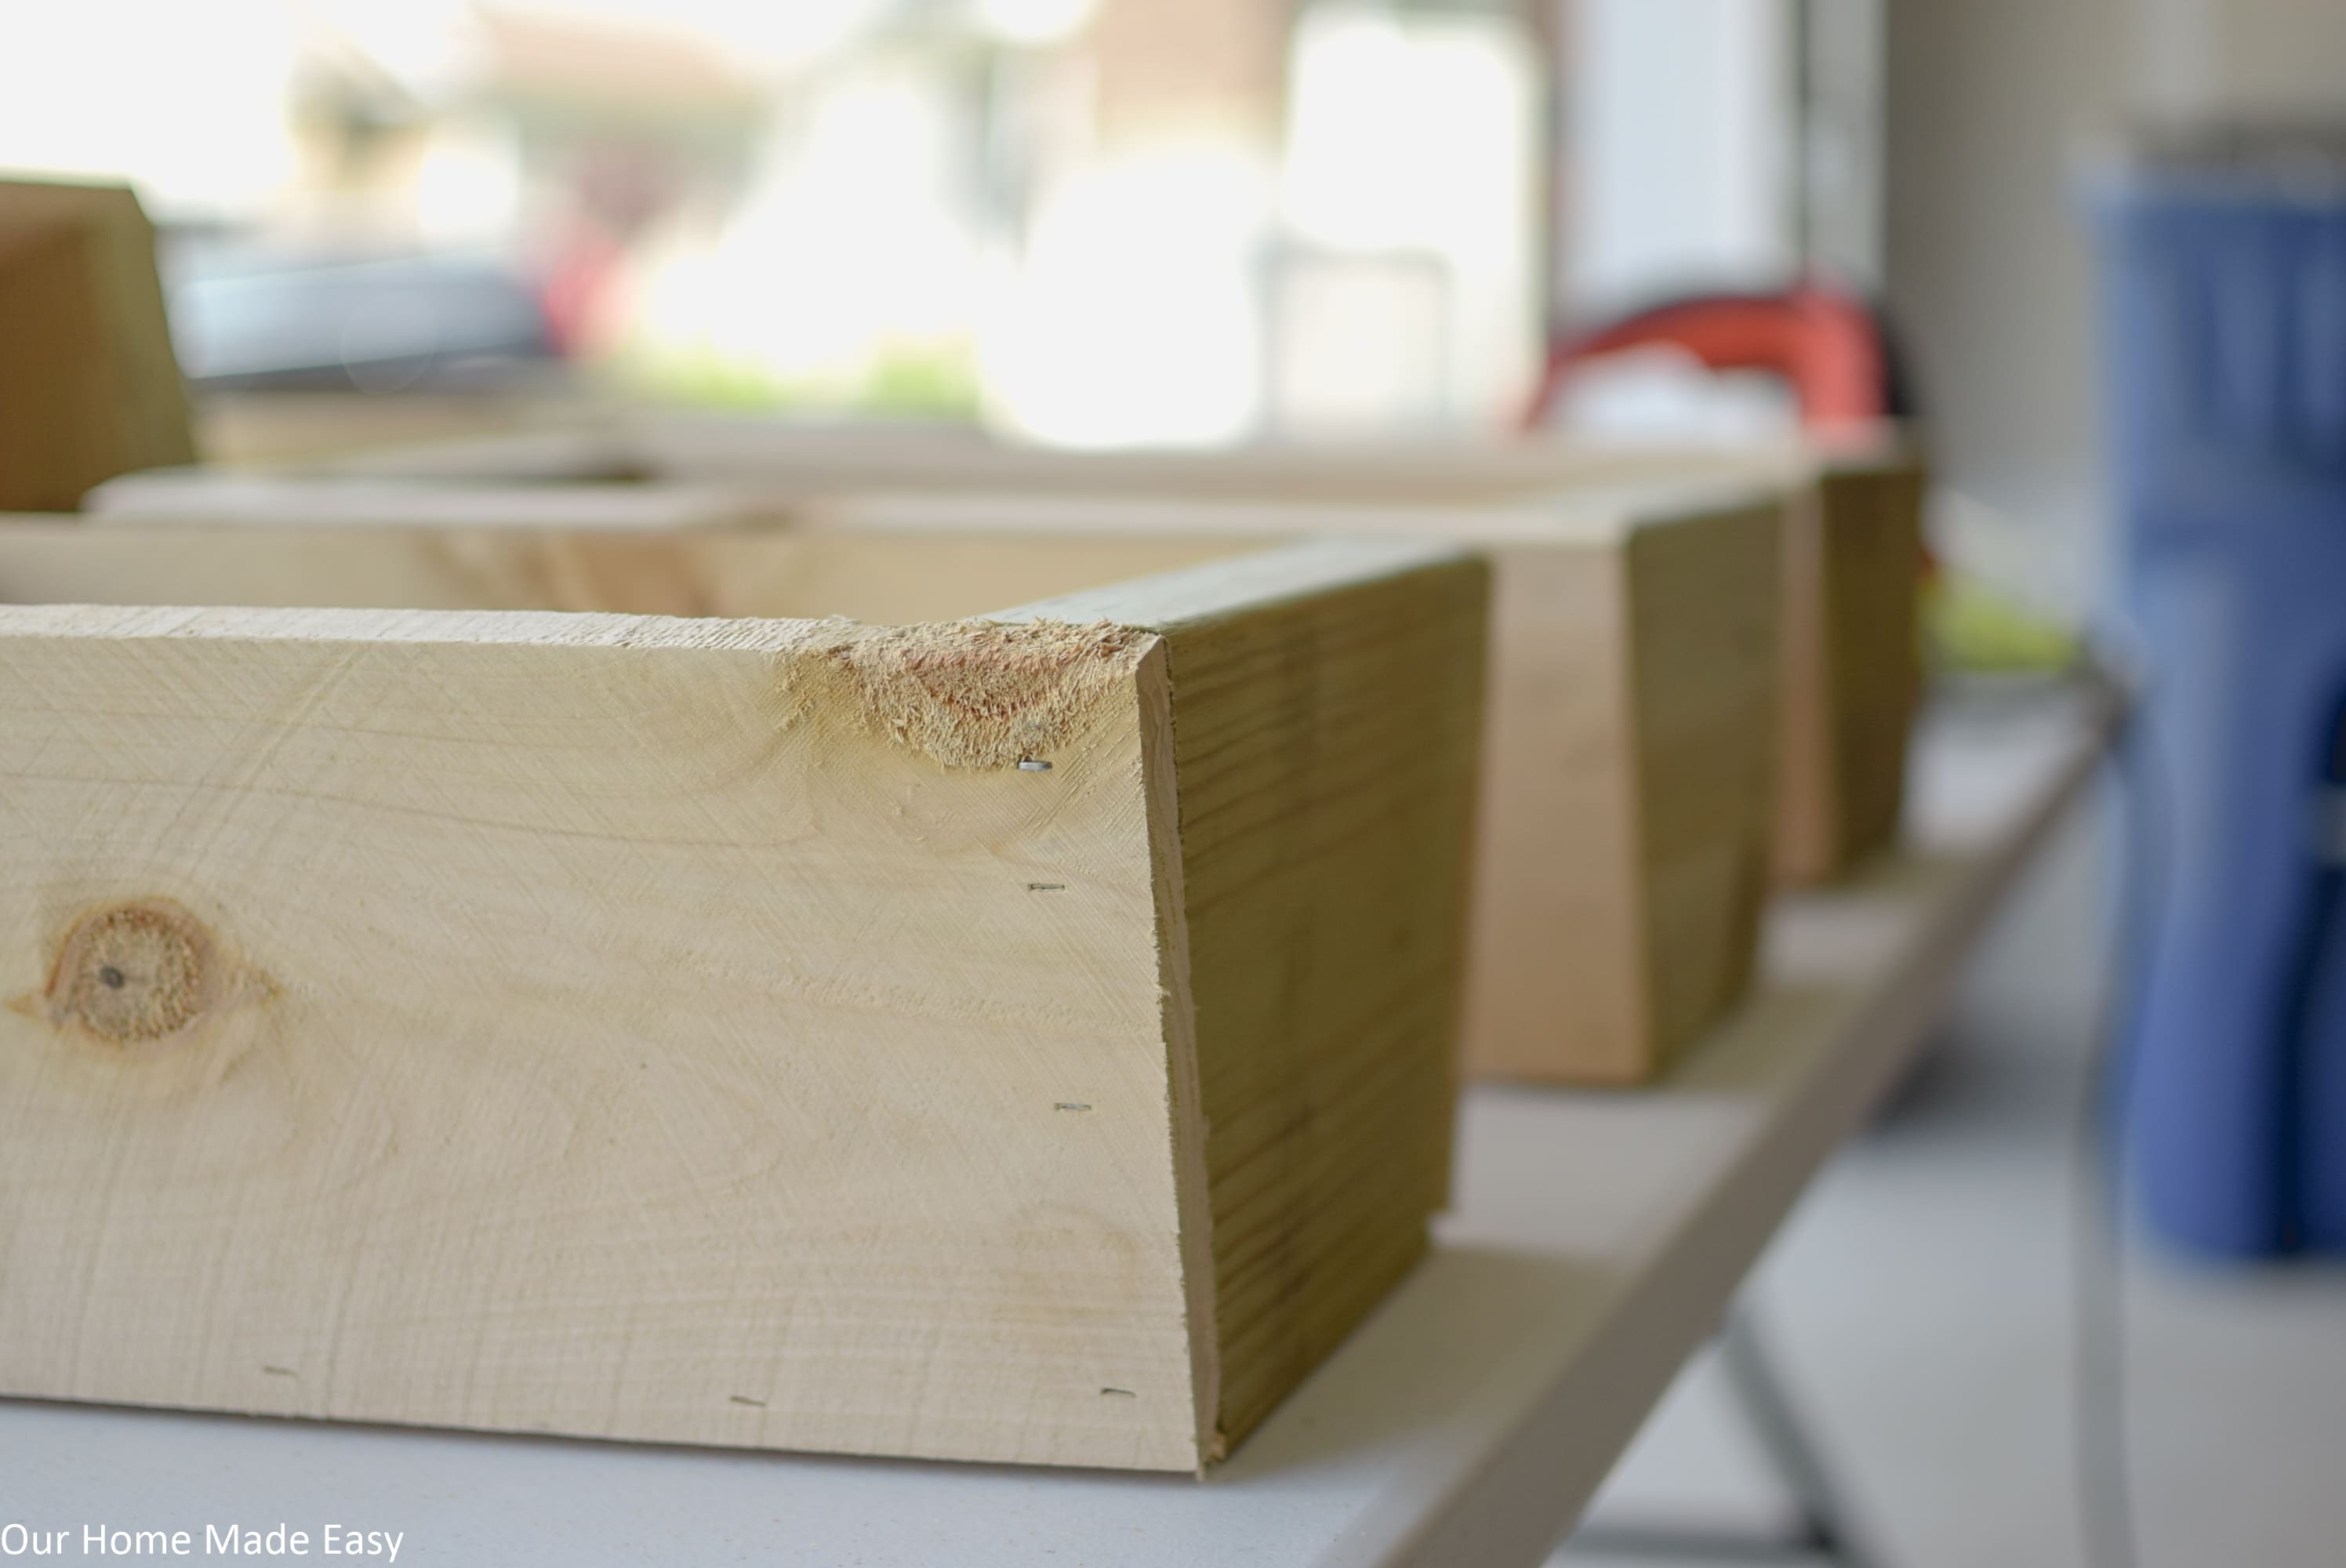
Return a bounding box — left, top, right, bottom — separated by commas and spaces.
2089, 139, 2346, 1258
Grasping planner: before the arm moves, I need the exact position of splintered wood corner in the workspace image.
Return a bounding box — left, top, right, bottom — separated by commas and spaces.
0, 525, 1485, 1473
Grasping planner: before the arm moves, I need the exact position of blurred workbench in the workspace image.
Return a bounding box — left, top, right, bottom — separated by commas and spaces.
1, 687, 2112, 1566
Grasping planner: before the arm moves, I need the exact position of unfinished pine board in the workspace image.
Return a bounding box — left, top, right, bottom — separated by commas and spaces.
0, 523, 1487, 1472
659, 422, 1923, 888
94, 416, 1885, 511
191, 391, 595, 468
0, 178, 194, 510
763, 433, 1926, 887
90, 419, 1924, 887
86, 420, 1922, 1062
0, 689, 2116, 1567
88, 473, 1789, 1086
790, 488, 1784, 1086
1769, 456, 1928, 883
0, 519, 1245, 624
81, 481, 1781, 1086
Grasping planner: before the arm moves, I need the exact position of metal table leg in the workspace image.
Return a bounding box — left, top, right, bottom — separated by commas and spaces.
1559, 1303, 1889, 1566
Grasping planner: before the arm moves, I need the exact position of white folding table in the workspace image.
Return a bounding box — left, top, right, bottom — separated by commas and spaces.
1, 691, 2112, 1567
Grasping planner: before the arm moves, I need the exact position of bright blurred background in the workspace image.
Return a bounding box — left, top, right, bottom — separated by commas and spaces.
2, 0, 1530, 441
0, 0, 1854, 449
10, 0, 2344, 619
18, 0, 2342, 626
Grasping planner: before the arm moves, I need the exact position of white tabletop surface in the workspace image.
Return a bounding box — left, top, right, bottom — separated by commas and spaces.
0, 691, 2109, 1567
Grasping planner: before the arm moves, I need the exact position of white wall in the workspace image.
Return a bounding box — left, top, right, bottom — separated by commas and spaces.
1563, 0, 1796, 311
1883, 0, 2346, 612
2141, 0, 2346, 118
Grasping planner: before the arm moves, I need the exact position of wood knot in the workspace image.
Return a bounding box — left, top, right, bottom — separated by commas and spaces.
44, 899, 219, 1045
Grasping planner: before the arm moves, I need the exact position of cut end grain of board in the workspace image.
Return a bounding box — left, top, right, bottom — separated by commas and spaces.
779, 617, 1155, 771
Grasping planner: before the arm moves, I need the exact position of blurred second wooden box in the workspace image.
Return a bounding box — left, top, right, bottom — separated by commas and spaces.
97, 419, 1923, 892
0, 522, 1485, 1472
0, 178, 194, 511
789, 486, 1789, 1087
93, 449, 1792, 1084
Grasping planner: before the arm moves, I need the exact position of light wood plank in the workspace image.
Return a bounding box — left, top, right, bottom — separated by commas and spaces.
1620, 506, 1783, 1067
0, 603, 1198, 1468
0, 520, 1243, 625
86, 418, 1901, 1074
0, 179, 194, 510
820, 493, 1781, 1087
76, 477, 1781, 1085
87, 421, 1927, 876
0, 532, 1487, 1471
1771, 458, 1927, 882
1009, 537, 1489, 1448
0, 691, 2115, 1566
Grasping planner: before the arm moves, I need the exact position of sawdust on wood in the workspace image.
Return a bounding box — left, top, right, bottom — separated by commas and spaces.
779, 618, 1156, 771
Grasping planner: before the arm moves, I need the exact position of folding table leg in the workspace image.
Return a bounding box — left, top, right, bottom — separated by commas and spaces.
1557, 1303, 1890, 1566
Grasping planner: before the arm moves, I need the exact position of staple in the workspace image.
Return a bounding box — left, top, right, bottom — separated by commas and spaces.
261, 1366, 296, 1378
1026, 882, 1066, 892
729, 1395, 767, 1408
1054, 1102, 1091, 1112
1099, 1388, 1136, 1399
1016, 758, 1052, 771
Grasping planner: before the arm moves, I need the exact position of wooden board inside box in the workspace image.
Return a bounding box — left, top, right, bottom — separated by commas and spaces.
90, 419, 1924, 888
0, 522, 1486, 1472
74, 474, 1790, 1083
783, 489, 1787, 1087
1767, 456, 1927, 883
82, 462, 1799, 1084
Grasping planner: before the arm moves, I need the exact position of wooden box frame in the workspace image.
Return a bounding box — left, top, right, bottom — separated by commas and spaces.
93, 419, 1923, 887
782, 488, 1787, 1086
95, 479, 1785, 1084
91, 431, 1828, 1082
0, 522, 1486, 1472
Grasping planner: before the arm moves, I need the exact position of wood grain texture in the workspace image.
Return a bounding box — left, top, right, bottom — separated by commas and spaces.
354, 420, 1917, 892
87, 420, 1928, 892
1449, 505, 1781, 1084
0, 695, 2118, 1568
0, 521, 1241, 624
1770, 456, 1927, 884
1011, 539, 1489, 1450
93, 474, 1769, 1086
1452, 541, 1642, 1082
0, 180, 194, 510
0, 529, 1484, 1472
84, 417, 1878, 1079
804, 493, 1781, 1087
1620, 506, 1782, 1070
